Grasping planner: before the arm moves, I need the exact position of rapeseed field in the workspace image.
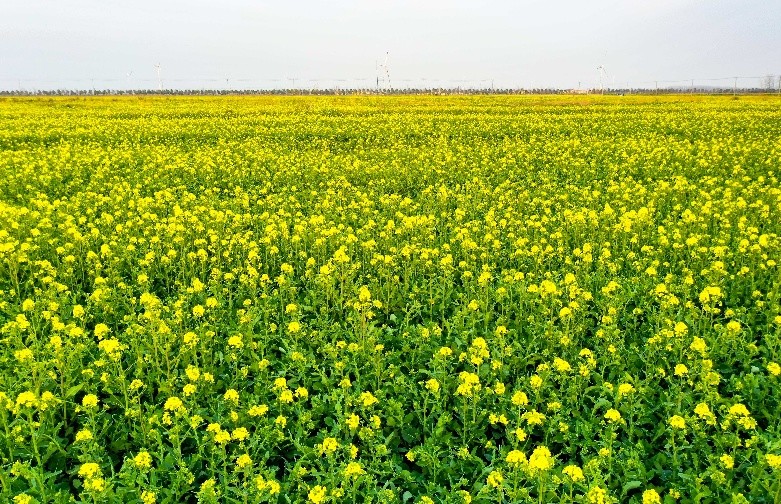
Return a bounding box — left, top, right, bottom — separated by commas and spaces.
1, 95, 780, 503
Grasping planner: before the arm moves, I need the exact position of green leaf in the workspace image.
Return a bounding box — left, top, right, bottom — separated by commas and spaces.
65, 384, 83, 398
621, 480, 643, 496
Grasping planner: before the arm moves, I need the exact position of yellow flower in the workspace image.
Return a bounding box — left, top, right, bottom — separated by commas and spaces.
84, 477, 105, 492
425, 378, 440, 393
224, 389, 239, 404
308, 485, 327, 504
345, 413, 359, 430
486, 470, 503, 488
75, 429, 93, 442
214, 430, 231, 444
98, 338, 123, 358
553, 357, 572, 373
78, 462, 102, 479
248, 404, 269, 417
563, 465, 584, 482
698, 286, 722, 304
15, 391, 37, 409
456, 372, 481, 397
669, 415, 686, 430
694, 402, 715, 424
689, 337, 707, 354
360, 391, 379, 407
265, 480, 280, 494
164, 396, 184, 412
140, 490, 157, 504
766, 454, 781, 469
505, 449, 527, 467
82, 394, 99, 409
511, 390, 529, 406
93, 323, 110, 339
642, 489, 661, 504
15, 348, 34, 362
767, 362, 780, 376
199, 478, 217, 497
235, 453, 253, 469
134, 451, 153, 470
522, 410, 546, 426
720, 454, 734, 469
604, 408, 622, 423
183, 332, 199, 346
320, 437, 339, 455
587, 486, 608, 504
437, 346, 453, 358
344, 461, 365, 478
528, 446, 554, 472
232, 427, 249, 441
728, 404, 750, 417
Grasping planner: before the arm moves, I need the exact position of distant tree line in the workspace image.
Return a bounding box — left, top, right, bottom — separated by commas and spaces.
1, 82, 779, 97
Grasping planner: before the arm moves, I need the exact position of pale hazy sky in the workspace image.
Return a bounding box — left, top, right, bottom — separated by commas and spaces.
1, 0, 779, 90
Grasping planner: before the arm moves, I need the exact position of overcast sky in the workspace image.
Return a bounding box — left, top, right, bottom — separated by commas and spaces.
1, 0, 779, 90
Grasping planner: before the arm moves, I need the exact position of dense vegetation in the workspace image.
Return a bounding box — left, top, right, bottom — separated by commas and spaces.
1, 95, 780, 503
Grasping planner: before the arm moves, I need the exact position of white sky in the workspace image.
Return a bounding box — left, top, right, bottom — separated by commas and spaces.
1, 0, 779, 90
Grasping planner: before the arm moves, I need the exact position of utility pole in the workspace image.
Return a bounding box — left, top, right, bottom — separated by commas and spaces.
155, 64, 162, 91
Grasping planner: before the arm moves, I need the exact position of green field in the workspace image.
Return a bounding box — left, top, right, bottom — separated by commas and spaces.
1, 95, 781, 503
